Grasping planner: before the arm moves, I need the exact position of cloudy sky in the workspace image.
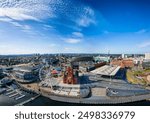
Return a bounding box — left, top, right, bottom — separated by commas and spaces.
0, 0, 150, 54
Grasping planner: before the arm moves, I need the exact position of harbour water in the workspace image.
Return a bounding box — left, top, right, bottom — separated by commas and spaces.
1, 81, 150, 106
24, 96, 150, 106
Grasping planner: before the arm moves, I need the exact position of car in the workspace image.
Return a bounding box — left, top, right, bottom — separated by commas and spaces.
111, 90, 118, 94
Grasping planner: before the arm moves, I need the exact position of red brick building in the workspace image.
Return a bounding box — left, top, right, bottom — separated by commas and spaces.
63, 66, 78, 84
111, 59, 134, 68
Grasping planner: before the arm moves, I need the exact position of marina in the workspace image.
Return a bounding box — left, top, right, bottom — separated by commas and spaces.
0, 81, 38, 106
0, 54, 150, 106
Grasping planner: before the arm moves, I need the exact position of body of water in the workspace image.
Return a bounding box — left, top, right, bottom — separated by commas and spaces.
24, 96, 150, 106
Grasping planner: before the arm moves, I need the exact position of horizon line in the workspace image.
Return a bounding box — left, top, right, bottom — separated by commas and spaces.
0, 53, 146, 56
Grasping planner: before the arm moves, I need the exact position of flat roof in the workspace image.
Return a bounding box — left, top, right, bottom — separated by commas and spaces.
13, 65, 39, 72
91, 65, 120, 76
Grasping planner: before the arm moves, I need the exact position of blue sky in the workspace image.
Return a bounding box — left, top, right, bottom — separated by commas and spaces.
0, 0, 150, 54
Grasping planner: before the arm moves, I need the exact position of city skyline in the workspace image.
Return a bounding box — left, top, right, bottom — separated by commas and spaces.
0, 0, 150, 55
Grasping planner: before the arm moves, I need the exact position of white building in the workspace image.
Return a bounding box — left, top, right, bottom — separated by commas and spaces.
122, 54, 125, 58
145, 53, 150, 59
121, 54, 128, 59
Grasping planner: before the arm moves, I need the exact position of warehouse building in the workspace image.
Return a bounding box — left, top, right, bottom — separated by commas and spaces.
13, 65, 40, 83
91, 65, 121, 78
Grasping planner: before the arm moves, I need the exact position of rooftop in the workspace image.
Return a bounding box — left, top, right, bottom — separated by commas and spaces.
90, 65, 120, 76
13, 65, 39, 73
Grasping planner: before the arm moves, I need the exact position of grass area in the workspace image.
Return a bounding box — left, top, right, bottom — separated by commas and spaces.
126, 69, 147, 85
133, 69, 150, 76
143, 69, 150, 73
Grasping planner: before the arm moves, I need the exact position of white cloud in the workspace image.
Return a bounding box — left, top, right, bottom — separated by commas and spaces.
84, 7, 95, 16
0, 8, 39, 21
64, 32, 84, 44
0, 0, 96, 29
64, 38, 82, 44
136, 29, 147, 34
138, 41, 150, 48
9, 21, 22, 27
0, 17, 12, 22
78, 16, 96, 27
77, 7, 96, 27
0, 0, 62, 21
43, 24, 53, 28
72, 32, 83, 38
23, 25, 31, 30
43, 24, 53, 30
0, 18, 32, 31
